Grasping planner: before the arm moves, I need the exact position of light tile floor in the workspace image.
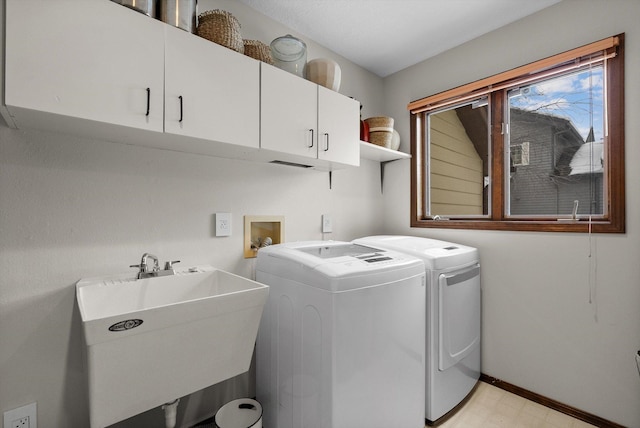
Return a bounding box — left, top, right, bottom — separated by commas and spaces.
194, 381, 598, 428
436, 382, 597, 428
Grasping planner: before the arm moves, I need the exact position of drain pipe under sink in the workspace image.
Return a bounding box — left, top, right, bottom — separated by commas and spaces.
162, 398, 180, 428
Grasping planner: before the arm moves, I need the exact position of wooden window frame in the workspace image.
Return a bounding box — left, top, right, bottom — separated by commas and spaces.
409, 34, 625, 233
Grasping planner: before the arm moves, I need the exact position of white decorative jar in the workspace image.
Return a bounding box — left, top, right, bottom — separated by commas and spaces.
305, 58, 341, 92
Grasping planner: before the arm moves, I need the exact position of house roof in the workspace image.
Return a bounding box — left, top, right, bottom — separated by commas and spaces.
511, 108, 584, 144
569, 141, 604, 175
510, 108, 602, 176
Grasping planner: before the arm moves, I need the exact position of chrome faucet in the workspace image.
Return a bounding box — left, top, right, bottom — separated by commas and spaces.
142, 253, 159, 273
130, 253, 180, 279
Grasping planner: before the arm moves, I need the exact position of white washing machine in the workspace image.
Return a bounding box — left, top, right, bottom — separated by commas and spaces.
353, 236, 481, 423
255, 241, 426, 428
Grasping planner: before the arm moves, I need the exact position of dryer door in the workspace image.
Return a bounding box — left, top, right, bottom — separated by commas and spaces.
438, 264, 481, 371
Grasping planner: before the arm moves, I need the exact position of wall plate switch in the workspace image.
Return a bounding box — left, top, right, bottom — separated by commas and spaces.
4, 402, 37, 428
322, 214, 332, 233
215, 212, 232, 237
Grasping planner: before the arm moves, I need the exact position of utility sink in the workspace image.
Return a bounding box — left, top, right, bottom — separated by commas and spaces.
76, 265, 269, 428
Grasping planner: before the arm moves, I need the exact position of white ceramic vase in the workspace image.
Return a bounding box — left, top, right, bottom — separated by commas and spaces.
305, 58, 341, 91
390, 129, 401, 150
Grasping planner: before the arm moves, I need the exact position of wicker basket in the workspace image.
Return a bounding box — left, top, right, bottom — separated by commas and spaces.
243, 40, 273, 64
196, 9, 244, 53
364, 116, 394, 148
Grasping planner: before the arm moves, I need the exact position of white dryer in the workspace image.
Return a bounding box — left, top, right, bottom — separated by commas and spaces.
354, 236, 481, 423
255, 241, 426, 428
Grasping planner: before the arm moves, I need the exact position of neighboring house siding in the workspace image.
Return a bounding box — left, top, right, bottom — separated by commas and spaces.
508, 109, 603, 216
430, 109, 483, 215
556, 174, 603, 215
509, 115, 562, 215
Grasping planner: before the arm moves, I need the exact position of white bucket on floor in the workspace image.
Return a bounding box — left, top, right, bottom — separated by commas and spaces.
214, 398, 262, 428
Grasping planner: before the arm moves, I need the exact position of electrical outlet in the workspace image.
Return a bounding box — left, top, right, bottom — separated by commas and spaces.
215, 212, 232, 237
13, 416, 29, 428
322, 214, 333, 233
4, 403, 37, 428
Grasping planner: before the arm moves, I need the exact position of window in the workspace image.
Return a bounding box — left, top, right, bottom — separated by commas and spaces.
510, 142, 529, 167
409, 35, 625, 233
428, 100, 489, 216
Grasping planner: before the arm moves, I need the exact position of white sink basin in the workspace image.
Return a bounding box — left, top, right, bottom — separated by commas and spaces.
76, 265, 269, 428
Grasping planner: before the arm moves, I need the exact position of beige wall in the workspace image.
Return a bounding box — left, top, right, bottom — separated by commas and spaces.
0, 1, 385, 426
430, 109, 483, 215
382, 1, 640, 426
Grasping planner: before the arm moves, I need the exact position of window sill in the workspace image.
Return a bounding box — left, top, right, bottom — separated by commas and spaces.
410, 218, 624, 233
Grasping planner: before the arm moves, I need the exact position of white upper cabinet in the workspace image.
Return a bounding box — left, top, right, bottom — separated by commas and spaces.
164, 25, 259, 149
260, 63, 359, 169
317, 86, 360, 166
260, 64, 318, 159
3, 0, 356, 168
5, 0, 165, 132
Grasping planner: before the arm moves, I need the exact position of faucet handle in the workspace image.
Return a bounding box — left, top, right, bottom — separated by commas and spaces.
164, 260, 180, 270
130, 263, 146, 279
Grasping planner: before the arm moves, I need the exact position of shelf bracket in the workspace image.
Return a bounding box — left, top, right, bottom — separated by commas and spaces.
380, 160, 400, 193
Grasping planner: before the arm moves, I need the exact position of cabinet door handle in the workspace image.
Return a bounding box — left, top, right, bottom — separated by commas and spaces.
178, 96, 183, 122
308, 129, 314, 148
324, 133, 330, 151
145, 88, 150, 117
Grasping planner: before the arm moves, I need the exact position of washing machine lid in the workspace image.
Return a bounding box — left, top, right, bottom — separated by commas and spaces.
353, 236, 478, 270
296, 242, 383, 259
256, 241, 424, 292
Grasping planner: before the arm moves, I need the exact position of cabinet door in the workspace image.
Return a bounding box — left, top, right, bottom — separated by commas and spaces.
164, 26, 259, 148
4, 0, 164, 132
317, 86, 360, 166
260, 64, 318, 159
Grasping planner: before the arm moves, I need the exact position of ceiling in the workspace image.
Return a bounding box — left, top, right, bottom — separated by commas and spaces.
238, 0, 561, 77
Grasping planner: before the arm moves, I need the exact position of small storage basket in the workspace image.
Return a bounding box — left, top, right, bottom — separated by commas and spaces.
243, 40, 273, 64
365, 116, 394, 148
196, 9, 244, 53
